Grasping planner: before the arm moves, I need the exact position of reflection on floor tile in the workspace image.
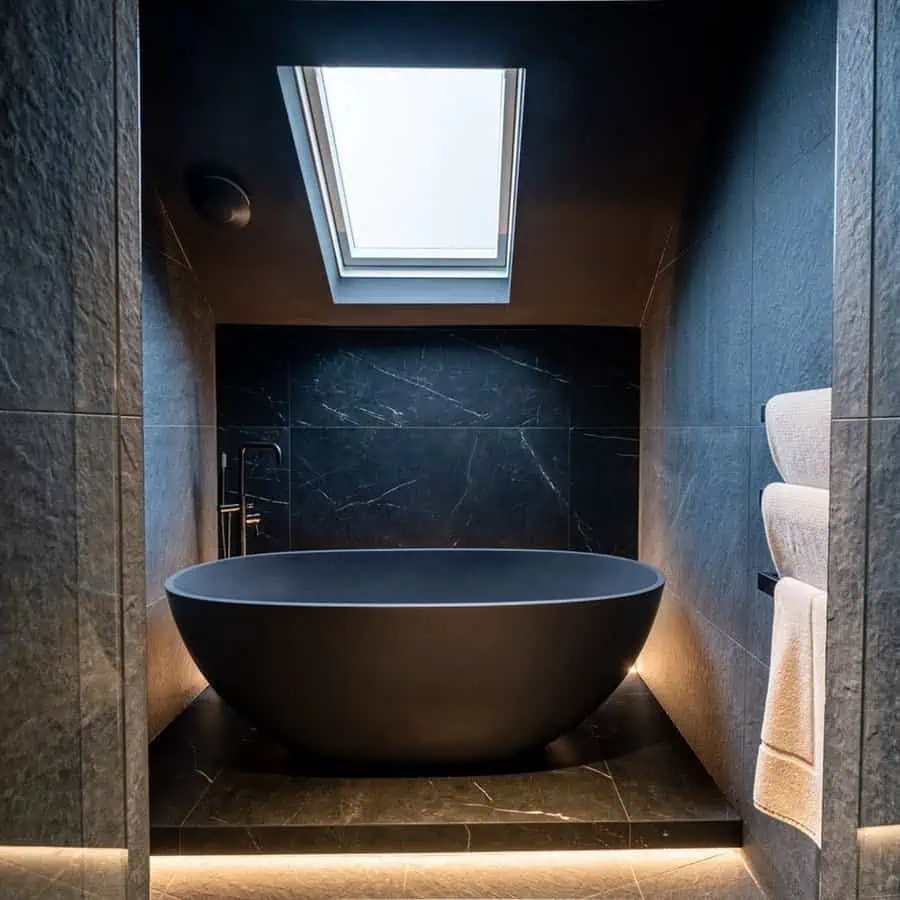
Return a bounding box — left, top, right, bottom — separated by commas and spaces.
0, 847, 127, 900
151, 849, 765, 899
636, 851, 764, 898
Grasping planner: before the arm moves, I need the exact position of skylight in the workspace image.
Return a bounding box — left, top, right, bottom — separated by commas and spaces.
279, 65, 525, 304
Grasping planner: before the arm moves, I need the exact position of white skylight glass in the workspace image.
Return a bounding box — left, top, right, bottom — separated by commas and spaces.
321, 67, 505, 260
292, 65, 524, 284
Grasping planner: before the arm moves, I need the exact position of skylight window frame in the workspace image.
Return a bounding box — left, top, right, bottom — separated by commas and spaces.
294, 65, 525, 280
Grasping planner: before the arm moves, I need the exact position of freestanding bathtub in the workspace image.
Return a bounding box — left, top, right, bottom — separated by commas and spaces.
166, 549, 664, 767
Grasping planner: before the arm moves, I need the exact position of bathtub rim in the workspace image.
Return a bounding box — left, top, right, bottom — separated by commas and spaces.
165, 547, 665, 609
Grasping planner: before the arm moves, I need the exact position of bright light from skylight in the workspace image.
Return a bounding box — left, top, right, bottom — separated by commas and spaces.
320, 67, 506, 260
280, 64, 524, 302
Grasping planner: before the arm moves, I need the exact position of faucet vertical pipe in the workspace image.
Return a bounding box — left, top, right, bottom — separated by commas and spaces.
239, 442, 283, 557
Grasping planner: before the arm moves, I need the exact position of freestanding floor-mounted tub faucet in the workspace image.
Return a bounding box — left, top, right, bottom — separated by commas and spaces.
239, 441, 283, 556
218, 441, 283, 557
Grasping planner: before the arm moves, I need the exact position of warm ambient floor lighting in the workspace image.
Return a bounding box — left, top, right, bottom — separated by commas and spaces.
1, 847, 127, 894
151, 848, 754, 899
152, 848, 734, 869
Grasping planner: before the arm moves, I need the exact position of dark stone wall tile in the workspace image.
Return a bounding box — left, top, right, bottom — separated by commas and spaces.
682, 89, 756, 254
143, 239, 216, 429
144, 426, 218, 607
639, 7, 836, 894
832, 0, 875, 419
0, 413, 82, 844
74, 416, 126, 849
660, 427, 750, 640
754, 0, 837, 188
290, 427, 570, 550
218, 426, 291, 555
872, 0, 900, 417
640, 268, 673, 431
142, 196, 217, 743
570, 328, 641, 427
0, 2, 118, 414
665, 220, 752, 426
821, 417, 868, 900
860, 419, 900, 827
570, 429, 639, 557
639, 592, 747, 808
0, 0, 143, 889
117, 0, 142, 425
289, 328, 571, 428
751, 136, 835, 413
147, 597, 207, 742
637, 426, 666, 572
118, 416, 150, 900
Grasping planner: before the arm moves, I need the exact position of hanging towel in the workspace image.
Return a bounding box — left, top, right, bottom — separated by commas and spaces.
754, 576, 827, 844
762, 483, 829, 591
765, 388, 831, 489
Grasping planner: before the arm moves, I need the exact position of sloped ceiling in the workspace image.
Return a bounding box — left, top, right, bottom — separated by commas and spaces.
141, 0, 717, 326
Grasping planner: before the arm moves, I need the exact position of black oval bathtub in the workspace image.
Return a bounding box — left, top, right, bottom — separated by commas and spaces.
166, 549, 664, 766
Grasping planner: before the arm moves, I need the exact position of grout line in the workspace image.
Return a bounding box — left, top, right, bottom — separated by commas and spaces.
664, 586, 764, 660
0, 408, 126, 418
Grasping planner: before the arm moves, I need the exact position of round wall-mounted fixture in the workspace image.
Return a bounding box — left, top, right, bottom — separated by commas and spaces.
186, 169, 251, 228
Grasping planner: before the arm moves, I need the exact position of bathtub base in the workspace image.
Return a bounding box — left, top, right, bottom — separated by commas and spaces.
149, 672, 741, 856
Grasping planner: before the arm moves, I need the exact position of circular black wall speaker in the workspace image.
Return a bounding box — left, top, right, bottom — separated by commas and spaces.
187, 171, 251, 228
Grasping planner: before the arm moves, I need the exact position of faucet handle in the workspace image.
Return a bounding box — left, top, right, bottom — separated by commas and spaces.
245, 512, 262, 527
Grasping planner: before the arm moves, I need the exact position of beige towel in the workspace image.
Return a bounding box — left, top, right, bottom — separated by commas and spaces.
754, 577, 827, 844
762, 483, 829, 591
765, 388, 831, 489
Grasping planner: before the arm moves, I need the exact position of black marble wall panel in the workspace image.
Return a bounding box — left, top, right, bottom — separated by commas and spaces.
639, 1, 835, 897
217, 326, 640, 556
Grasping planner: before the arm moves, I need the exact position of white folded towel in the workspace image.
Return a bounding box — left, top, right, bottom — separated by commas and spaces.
754, 577, 827, 844
765, 388, 831, 489
762, 483, 829, 591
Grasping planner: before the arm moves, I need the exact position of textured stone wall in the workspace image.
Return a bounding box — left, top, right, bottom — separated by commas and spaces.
822, 0, 900, 897
142, 194, 217, 740
0, 0, 147, 896
638, 1, 836, 897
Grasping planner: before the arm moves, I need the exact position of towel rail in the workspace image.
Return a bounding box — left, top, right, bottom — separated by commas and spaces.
758, 571, 778, 596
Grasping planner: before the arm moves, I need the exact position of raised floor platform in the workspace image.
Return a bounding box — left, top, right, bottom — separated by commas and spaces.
149, 673, 741, 855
